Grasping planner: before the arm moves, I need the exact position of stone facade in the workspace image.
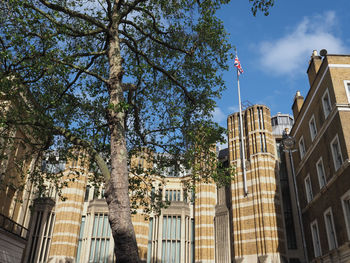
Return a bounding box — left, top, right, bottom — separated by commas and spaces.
226, 105, 285, 263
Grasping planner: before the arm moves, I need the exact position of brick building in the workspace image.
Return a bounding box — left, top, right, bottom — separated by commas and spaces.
289, 51, 350, 262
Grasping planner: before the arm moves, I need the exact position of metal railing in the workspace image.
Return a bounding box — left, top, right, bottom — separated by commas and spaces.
0, 213, 28, 240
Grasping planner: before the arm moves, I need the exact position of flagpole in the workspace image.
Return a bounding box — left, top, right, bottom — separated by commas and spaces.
236, 56, 248, 197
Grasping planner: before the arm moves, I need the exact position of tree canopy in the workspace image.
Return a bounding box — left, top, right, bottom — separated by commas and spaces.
0, 0, 274, 261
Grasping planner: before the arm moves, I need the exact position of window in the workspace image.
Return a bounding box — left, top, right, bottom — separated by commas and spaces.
85, 185, 91, 202
260, 133, 267, 152
93, 187, 100, 199
316, 157, 327, 189
37, 212, 55, 263
330, 135, 343, 171
162, 215, 181, 263
271, 117, 278, 126
309, 115, 317, 141
89, 214, 111, 263
147, 218, 154, 263
304, 175, 313, 203
165, 189, 181, 201
324, 208, 337, 250
311, 220, 322, 257
322, 89, 332, 118
341, 190, 350, 240
27, 211, 44, 262
76, 216, 85, 262
72, 157, 79, 167
191, 218, 195, 263
257, 106, 265, 130
344, 80, 350, 103
299, 137, 306, 159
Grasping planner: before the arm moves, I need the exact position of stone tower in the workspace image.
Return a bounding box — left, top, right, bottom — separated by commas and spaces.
227, 105, 285, 263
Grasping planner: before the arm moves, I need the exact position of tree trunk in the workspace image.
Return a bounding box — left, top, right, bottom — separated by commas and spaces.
105, 14, 140, 263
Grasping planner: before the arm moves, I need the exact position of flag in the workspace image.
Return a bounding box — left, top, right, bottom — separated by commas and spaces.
234, 56, 244, 75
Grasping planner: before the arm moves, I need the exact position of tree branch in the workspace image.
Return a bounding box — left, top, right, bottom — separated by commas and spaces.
52, 126, 110, 181
52, 58, 108, 83
24, 2, 105, 37
120, 36, 195, 103
106, 0, 113, 23
22, 69, 47, 84
70, 50, 107, 57
118, 0, 146, 20
38, 0, 108, 31
126, 6, 169, 35
120, 20, 190, 55
122, 83, 137, 91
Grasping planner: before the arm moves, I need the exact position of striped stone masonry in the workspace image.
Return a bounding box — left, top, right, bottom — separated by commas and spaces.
48, 159, 88, 263
194, 181, 216, 262
228, 105, 285, 263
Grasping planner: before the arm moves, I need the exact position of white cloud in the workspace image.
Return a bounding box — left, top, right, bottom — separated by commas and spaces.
258, 11, 348, 76
228, 106, 239, 113
212, 107, 226, 123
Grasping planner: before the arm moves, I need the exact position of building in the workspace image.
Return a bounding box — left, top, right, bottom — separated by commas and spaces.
0, 85, 44, 263
0, 105, 306, 263
289, 51, 350, 262
0, 84, 311, 263
221, 105, 305, 263
19, 152, 215, 263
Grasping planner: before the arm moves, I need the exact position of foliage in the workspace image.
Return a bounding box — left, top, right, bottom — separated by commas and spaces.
250, 0, 275, 16
0, 0, 273, 260
1, 0, 234, 203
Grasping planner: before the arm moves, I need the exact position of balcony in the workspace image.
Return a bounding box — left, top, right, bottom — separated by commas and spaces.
0, 213, 28, 240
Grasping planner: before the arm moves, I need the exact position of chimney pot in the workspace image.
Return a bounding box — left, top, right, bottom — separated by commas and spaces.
292, 91, 304, 120
307, 50, 322, 86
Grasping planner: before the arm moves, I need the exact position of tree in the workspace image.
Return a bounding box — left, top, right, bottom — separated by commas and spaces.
0, 0, 273, 262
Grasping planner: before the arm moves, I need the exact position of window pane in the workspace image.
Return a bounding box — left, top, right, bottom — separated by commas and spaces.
171, 217, 176, 239
345, 199, 350, 226
94, 239, 100, 262
162, 241, 166, 262
312, 224, 321, 256
105, 240, 110, 263
89, 239, 95, 261
100, 240, 105, 262
102, 215, 107, 236
93, 214, 98, 237
79, 216, 85, 238
166, 240, 171, 263
176, 241, 181, 263
76, 241, 82, 263
171, 241, 176, 262
147, 218, 153, 263
85, 186, 90, 201
97, 215, 103, 237
167, 217, 172, 239
163, 216, 167, 239
177, 217, 181, 240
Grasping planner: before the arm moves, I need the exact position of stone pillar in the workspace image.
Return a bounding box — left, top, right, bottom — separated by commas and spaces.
228, 105, 285, 263
48, 165, 87, 263
194, 180, 216, 263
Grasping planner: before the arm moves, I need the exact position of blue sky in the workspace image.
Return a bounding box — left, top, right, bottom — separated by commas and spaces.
212, 0, 350, 128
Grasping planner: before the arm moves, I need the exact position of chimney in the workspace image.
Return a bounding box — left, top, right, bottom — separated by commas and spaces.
292, 91, 304, 120
307, 50, 322, 86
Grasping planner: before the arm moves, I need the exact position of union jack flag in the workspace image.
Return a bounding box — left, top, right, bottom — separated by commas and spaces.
234, 56, 244, 75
